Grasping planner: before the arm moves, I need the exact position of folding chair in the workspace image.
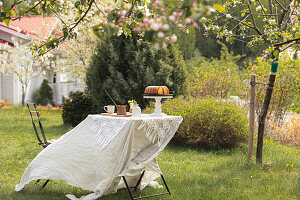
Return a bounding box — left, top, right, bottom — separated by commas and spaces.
26, 102, 51, 188
122, 170, 171, 200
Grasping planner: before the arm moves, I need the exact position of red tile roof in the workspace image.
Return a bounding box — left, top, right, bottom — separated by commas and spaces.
0, 16, 60, 38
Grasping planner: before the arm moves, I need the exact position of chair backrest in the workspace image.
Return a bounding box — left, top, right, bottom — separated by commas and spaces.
27, 102, 49, 148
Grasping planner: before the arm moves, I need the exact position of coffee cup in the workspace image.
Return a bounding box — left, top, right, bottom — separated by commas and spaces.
104, 105, 115, 114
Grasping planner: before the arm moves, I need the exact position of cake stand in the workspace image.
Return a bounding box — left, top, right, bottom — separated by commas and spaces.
143, 94, 173, 117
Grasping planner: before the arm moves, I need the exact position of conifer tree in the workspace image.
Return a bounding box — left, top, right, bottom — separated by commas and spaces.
86, 34, 188, 111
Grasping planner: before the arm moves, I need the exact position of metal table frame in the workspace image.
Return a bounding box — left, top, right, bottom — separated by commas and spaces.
122, 170, 171, 200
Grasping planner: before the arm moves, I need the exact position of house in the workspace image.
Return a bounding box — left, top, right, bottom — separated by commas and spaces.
0, 16, 83, 105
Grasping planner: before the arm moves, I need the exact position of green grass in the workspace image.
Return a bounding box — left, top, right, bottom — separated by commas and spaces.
0, 107, 299, 200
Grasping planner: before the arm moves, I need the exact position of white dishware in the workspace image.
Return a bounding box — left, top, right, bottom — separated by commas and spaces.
132, 104, 141, 117
104, 105, 115, 114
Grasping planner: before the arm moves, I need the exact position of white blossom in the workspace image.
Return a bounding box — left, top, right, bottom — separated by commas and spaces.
150, 23, 159, 31
256, 6, 262, 11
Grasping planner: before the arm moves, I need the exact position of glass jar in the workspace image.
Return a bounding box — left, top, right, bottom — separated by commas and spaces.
132, 104, 141, 117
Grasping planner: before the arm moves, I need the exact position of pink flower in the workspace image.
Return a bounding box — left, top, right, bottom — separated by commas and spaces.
162, 24, 169, 31
143, 18, 149, 23
104, 8, 110, 12
150, 23, 159, 31
177, 24, 183, 28
170, 34, 177, 42
169, 15, 176, 22
185, 17, 192, 24
12, 5, 17, 10
121, 10, 126, 16
191, 22, 198, 27
160, 8, 165, 12
132, 28, 137, 32
157, 32, 165, 38
149, 19, 155, 24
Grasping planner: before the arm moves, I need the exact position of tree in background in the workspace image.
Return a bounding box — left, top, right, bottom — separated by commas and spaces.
86, 34, 188, 111
33, 80, 53, 105
0, 42, 54, 105
58, 27, 99, 83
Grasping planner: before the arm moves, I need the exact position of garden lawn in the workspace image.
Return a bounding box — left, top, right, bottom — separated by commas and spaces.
0, 107, 299, 200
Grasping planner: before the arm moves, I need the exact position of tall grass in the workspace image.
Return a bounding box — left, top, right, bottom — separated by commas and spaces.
0, 107, 299, 200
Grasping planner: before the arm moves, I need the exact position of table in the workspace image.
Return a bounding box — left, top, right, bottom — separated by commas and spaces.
15, 114, 183, 200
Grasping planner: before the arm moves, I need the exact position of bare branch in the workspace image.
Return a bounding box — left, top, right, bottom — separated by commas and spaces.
12, 0, 44, 21
280, 41, 295, 52
8, 1, 23, 12
247, 2, 264, 37
49, 4, 67, 26
273, 0, 286, 10
256, 0, 267, 15
219, 11, 256, 30
269, 0, 273, 14
251, 13, 281, 16
94, 2, 107, 19
126, 0, 136, 17
230, 14, 250, 31
69, 0, 95, 31
274, 37, 300, 47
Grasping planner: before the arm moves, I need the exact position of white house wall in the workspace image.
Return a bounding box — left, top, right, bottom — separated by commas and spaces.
0, 73, 14, 104
26, 76, 43, 103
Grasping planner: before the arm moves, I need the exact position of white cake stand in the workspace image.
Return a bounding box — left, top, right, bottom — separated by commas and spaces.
143, 94, 173, 117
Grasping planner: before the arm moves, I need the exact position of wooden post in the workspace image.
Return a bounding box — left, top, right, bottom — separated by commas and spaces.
248, 74, 255, 161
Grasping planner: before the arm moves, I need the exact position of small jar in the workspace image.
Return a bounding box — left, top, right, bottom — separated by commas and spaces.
132, 104, 141, 117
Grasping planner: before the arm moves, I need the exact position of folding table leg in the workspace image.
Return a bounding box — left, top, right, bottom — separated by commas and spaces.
122, 172, 171, 200
41, 180, 50, 189
160, 174, 171, 195
133, 170, 145, 192
122, 176, 135, 200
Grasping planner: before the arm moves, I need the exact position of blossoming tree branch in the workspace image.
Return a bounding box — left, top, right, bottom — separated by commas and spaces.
0, 0, 215, 55
203, 0, 299, 163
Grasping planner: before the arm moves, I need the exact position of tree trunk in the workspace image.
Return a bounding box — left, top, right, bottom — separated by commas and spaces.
256, 73, 276, 164
21, 84, 27, 106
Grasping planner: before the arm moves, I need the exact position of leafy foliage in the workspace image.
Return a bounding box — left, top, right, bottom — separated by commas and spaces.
247, 54, 300, 124
187, 41, 245, 99
33, 80, 53, 106
62, 91, 96, 127
86, 34, 188, 111
144, 97, 248, 148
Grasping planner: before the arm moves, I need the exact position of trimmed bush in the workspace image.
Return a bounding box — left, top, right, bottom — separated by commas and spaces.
33, 79, 53, 105
144, 97, 248, 148
62, 91, 97, 127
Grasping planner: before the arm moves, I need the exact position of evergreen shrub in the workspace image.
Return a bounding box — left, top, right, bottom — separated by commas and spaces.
33, 79, 53, 105
144, 97, 248, 148
86, 34, 188, 112
62, 91, 96, 127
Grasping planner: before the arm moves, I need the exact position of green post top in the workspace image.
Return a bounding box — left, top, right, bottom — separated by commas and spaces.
271, 62, 278, 73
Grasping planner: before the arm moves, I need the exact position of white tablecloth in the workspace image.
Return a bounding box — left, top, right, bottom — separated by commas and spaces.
15, 114, 183, 200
